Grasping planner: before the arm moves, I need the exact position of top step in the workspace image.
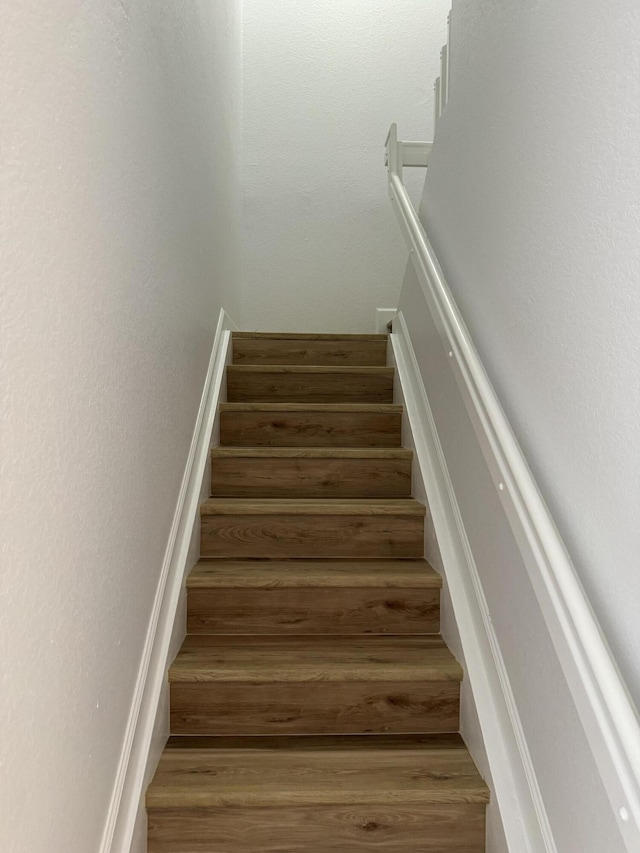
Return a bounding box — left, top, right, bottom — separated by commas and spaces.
233, 332, 388, 366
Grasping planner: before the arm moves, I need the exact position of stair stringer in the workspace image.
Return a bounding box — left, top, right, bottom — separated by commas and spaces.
100, 308, 237, 853
389, 312, 555, 853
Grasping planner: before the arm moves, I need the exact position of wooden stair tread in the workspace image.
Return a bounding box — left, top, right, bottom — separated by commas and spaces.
187, 559, 442, 589
233, 333, 388, 341
149, 322, 488, 848
220, 402, 402, 412
200, 498, 426, 516
146, 734, 489, 808
228, 365, 393, 375
232, 335, 388, 367
169, 635, 462, 683
211, 446, 411, 459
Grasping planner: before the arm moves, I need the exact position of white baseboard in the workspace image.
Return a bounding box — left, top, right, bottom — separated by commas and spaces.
99, 308, 237, 853
376, 307, 397, 333
391, 311, 556, 853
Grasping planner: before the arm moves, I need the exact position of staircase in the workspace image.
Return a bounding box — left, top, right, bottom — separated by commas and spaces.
146, 332, 489, 852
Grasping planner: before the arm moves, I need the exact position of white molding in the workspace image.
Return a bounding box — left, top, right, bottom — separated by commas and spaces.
440, 44, 448, 109
399, 142, 432, 168
386, 124, 640, 849
392, 313, 555, 852
99, 308, 237, 853
376, 307, 398, 333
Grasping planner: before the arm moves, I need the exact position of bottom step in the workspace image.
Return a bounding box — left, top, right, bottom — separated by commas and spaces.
147, 734, 489, 852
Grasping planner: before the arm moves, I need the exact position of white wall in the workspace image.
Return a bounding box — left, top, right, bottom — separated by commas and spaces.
392, 364, 509, 853
424, 0, 640, 711
0, 2, 241, 851
241, 0, 450, 333
396, 0, 640, 848
399, 271, 623, 851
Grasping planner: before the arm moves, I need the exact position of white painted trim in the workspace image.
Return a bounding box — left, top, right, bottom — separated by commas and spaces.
386, 125, 640, 849
376, 307, 398, 333
392, 313, 555, 852
434, 77, 442, 123
99, 308, 237, 853
446, 10, 452, 104
440, 44, 448, 109
399, 141, 432, 168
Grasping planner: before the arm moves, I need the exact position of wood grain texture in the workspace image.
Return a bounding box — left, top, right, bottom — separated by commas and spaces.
147, 323, 487, 850
186, 559, 443, 589
200, 512, 425, 558
170, 680, 460, 735
187, 586, 440, 634
169, 636, 460, 734
169, 635, 462, 683
232, 333, 388, 340
226, 365, 394, 403
210, 447, 412, 498
187, 561, 442, 633
219, 402, 403, 447
148, 734, 488, 807
200, 498, 426, 516
147, 803, 486, 852
186, 559, 441, 635
212, 447, 412, 458
232, 334, 387, 366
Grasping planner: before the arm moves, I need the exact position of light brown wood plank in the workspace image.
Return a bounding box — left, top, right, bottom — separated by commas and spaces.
170, 635, 461, 683
200, 497, 426, 515
232, 333, 388, 340
187, 586, 440, 634
186, 558, 442, 635
186, 559, 442, 588
200, 511, 424, 558
211, 447, 411, 458
226, 365, 394, 403
148, 803, 486, 852
233, 334, 387, 366
227, 365, 393, 373
148, 734, 487, 806
220, 402, 402, 410
170, 680, 459, 735
168, 637, 461, 733
210, 447, 412, 498
220, 403, 402, 446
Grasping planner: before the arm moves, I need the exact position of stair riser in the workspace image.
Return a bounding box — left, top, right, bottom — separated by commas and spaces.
233, 339, 387, 366
187, 587, 440, 634
170, 681, 459, 735
227, 370, 393, 404
148, 803, 486, 852
200, 514, 424, 559
210, 457, 412, 498
220, 410, 402, 447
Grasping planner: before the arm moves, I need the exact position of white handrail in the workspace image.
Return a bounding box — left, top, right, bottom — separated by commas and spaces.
386, 122, 640, 850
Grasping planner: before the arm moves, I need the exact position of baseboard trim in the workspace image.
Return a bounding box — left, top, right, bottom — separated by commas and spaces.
99, 308, 237, 853
391, 311, 556, 853
376, 307, 398, 333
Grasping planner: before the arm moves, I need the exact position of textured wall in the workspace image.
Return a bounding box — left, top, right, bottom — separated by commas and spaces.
397, 0, 640, 848
241, 0, 450, 332
399, 270, 623, 852
423, 0, 640, 708
0, 2, 241, 851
